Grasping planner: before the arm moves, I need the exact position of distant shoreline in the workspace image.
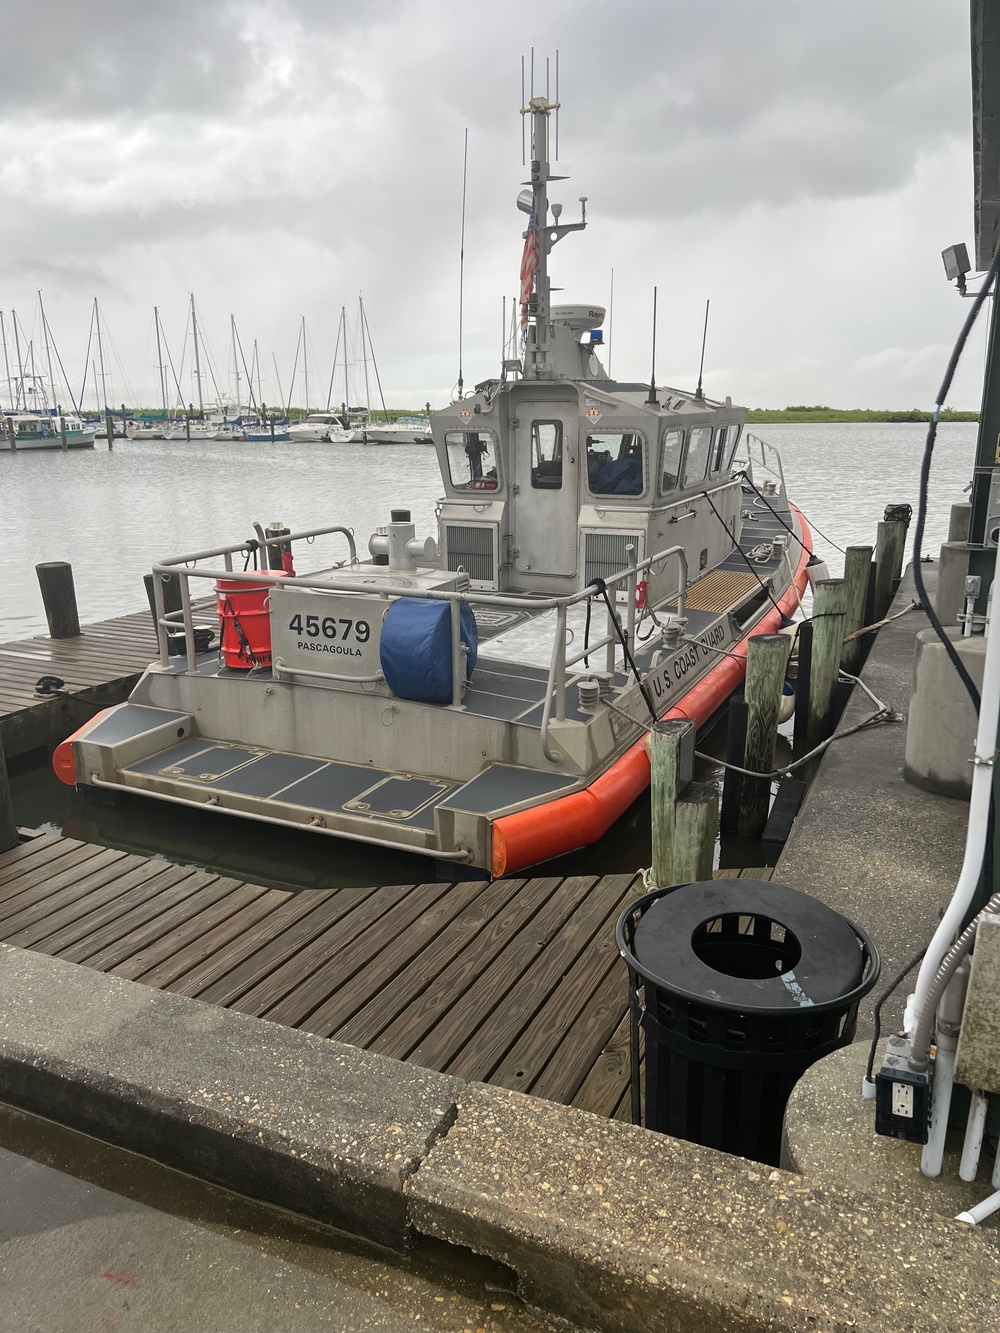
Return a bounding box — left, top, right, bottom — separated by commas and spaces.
745, 408, 979, 423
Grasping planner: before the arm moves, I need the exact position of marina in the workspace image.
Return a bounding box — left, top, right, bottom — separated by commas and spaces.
4, 7, 1000, 1333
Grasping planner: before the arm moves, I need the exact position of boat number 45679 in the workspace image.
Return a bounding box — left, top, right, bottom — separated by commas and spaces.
287, 615, 371, 642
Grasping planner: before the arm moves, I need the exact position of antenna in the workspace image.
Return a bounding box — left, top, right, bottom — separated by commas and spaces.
607, 268, 614, 376
695, 298, 710, 401
501, 294, 506, 375
457, 127, 469, 400
521, 56, 526, 164
645, 286, 659, 406
554, 49, 560, 158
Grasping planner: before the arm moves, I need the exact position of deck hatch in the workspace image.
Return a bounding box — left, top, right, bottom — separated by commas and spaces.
673, 569, 762, 613
344, 776, 451, 819
443, 523, 497, 586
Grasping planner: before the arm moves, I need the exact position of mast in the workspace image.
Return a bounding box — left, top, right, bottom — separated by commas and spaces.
11, 312, 25, 408
359, 295, 373, 415
0, 313, 11, 412
94, 299, 109, 413
38, 290, 56, 413
302, 316, 309, 413
518, 89, 586, 380
191, 294, 204, 414
341, 306, 349, 417
154, 306, 167, 416
231, 314, 241, 412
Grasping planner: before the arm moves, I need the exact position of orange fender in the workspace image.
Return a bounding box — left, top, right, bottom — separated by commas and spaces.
492, 509, 812, 877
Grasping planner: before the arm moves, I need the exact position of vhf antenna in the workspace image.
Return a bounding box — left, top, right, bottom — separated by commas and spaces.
695, 298, 710, 401
645, 286, 659, 405
457, 127, 469, 400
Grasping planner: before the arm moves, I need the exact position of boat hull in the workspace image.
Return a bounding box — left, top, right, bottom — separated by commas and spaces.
55, 508, 810, 874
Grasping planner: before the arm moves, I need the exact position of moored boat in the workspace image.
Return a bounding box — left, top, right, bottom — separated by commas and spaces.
362, 414, 433, 445
54, 89, 810, 876
1, 411, 96, 450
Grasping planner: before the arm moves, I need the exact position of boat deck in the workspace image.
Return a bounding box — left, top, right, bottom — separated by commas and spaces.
0, 831, 770, 1120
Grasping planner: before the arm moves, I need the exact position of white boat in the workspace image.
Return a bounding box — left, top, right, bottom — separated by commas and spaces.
54, 89, 810, 877
0, 411, 96, 450
362, 415, 433, 445
288, 413, 349, 443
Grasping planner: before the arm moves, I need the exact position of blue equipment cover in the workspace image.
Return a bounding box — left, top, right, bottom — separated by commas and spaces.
379, 598, 478, 705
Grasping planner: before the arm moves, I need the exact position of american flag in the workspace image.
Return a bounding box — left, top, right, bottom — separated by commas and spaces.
519, 202, 538, 327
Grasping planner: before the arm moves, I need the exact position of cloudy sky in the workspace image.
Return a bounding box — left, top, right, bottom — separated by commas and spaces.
0, 0, 985, 412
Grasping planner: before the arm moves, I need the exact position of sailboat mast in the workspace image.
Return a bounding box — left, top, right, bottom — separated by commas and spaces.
302, 316, 309, 413
0, 313, 11, 412
94, 299, 109, 413
191, 294, 204, 414
231, 314, 241, 412
38, 290, 56, 412
359, 295, 373, 416
154, 306, 167, 416
11, 312, 25, 408
341, 306, 349, 416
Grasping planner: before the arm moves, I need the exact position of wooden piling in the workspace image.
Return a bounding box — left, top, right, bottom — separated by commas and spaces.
841, 544, 874, 675
0, 730, 17, 853
793, 620, 812, 740
808, 578, 847, 743
738, 632, 791, 838
35, 561, 80, 639
105, 410, 115, 449
874, 521, 906, 620
674, 781, 719, 883
57, 404, 68, 451
649, 718, 693, 888
6, 416, 16, 450
720, 694, 748, 833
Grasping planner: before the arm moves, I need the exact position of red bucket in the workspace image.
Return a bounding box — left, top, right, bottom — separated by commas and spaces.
216, 576, 281, 669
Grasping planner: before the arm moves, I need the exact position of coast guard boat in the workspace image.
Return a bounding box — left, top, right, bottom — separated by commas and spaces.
54, 94, 811, 876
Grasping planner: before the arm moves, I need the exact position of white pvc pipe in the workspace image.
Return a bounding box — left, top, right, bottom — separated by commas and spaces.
908, 541, 1000, 1039
956, 1188, 1000, 1226
961, 1089, 990, 1182
921, 1045, 955, 1178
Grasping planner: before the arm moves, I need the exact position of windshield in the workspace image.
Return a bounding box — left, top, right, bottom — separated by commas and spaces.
445, 430, 500, 491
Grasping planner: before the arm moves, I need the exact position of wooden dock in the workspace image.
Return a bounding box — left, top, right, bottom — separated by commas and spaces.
0, 608, 162, 759
0, 832, 772, 1121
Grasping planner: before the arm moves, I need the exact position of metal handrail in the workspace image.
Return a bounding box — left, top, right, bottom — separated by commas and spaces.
148, 522, 689, 765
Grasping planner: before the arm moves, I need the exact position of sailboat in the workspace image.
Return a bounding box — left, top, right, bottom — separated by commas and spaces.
54, 84, 810, 876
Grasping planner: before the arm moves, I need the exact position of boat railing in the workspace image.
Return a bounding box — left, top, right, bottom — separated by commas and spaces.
738, 432, 787, 498
149, 524, 687, 762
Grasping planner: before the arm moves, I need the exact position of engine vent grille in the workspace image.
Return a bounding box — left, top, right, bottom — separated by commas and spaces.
444, 523, 497, 586
583, 531, 645, 586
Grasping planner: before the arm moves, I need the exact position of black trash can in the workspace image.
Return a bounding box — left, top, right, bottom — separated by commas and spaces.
616, 879, 879, 1165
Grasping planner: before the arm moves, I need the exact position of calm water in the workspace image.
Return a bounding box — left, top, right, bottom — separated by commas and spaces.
2, 423, 979, 889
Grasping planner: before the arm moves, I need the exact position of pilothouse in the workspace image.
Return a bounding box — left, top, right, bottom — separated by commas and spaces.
55, 86, 811, 876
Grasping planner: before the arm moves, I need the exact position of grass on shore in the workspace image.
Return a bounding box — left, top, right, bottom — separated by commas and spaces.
745, 406, 979, 423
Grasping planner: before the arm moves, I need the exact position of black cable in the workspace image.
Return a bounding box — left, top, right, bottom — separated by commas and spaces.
910, 245, 1000, 713
740, 475, 846, 557
700, 488, 788, 619
865, 947, 927, 1086
583, 597, 592, 668
591, 579, 658, 722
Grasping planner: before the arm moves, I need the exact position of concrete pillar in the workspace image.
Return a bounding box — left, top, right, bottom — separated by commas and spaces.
935, 542, 972, 626
904, 628, 986, 798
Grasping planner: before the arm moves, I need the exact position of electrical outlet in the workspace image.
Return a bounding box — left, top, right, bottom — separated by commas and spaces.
874, 1035, 931, 1144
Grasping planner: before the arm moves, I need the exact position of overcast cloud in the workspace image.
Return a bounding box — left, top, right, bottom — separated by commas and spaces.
0, 0, 983, 411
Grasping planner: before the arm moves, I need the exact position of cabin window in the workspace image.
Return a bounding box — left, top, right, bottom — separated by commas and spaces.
681, 425, 713, 487
659, 428, 684, 495
586, 431, 645, 496
445, 430, 500, 491
531, 421, 563, 489
724, 423, 742, 471
710, 426, 729, 474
